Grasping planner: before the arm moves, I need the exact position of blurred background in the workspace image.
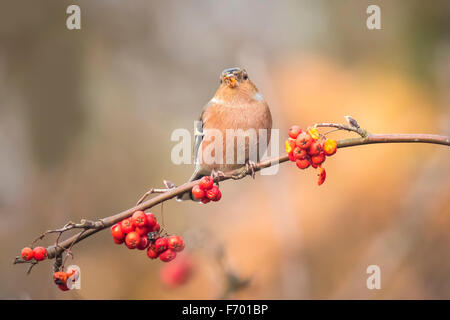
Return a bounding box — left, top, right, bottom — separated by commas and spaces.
1, 0, 449, 299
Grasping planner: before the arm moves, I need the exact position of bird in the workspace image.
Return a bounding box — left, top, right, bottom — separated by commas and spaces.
177, 67, 272, 201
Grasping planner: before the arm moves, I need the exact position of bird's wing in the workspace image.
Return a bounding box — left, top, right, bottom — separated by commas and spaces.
192, 106, 206, 172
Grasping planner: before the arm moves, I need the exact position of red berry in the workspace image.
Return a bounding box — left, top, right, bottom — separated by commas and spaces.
154, 237, 169, 253
311, 153, 326, 166
58, 284, 70, 291
201, 198, 211, 204
21, 247, 34, 261
308, 141, 323, 156
147, 244, 159, 259
33, 247, 47, 261
159, 249, 177, 262
137, 236, 149, 250
199, 176, 213, 190
296, 158, 310, 169
288, 125, 302, 139
125, 232, 140, 249
192, 185, 205, 200
120, 218, 134, 234
111, 223, 125, 240
145, 212, 157, 228
167, 235, 185, 252
213, 189, 222, 202
135, 225, 149, 236
206, 185, 220, 200
131, 210, 147, 228
293, 147, 308, 160
160, 254, 193, 287
318, 167, 326, 186
153, 223, 161, 232
288, 151, 296, 162
113, 237, 124, 245
295, 133, 312, 149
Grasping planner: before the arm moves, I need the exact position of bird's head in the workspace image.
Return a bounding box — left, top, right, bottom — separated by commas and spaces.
220, 67, 249, 89
216, 67, 259, 103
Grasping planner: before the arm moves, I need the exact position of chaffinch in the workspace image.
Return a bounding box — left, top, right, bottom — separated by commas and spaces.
178, 67, 272, 201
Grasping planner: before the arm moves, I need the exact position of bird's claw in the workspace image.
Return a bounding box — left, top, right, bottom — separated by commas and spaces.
231, 161, 257, 180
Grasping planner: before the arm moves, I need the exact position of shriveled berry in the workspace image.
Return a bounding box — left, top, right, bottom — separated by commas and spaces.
113, 237, 124, 245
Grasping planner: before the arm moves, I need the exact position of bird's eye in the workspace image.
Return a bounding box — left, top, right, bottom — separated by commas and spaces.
243, 74, 248, 80
220, 78, 223, 84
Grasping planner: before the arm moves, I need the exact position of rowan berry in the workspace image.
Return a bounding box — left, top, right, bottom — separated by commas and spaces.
113, 237, 124, 245
167, 235, 185, 252
159, 249, 177, 262
308, 141, 323, 156
206, 185, 220, 200
120, 218, 134, 234
288, 125, 302, 139
33, 246, 48, 261
323, 139, 337, 156
111, 223, 125, 240
318, 167, 326, 186
293, 146, 308, 160
311, 153, 326, 166
147, 244, 159, 259
154, 237, 169, 253
21, 247, 33, 261
199, 176, 214, 190
131, 210, 147, 228
125, 232, 140, 249
296, 133, 312, 149
192, 185, 205, 200
213, 189, 222, 202
135, 225, 149, 236
296, 158, 310, 169
145, 212, 157, 229
137, 236, 149, 250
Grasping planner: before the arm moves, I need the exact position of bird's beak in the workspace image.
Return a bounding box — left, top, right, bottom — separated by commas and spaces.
224, 74, 238, 88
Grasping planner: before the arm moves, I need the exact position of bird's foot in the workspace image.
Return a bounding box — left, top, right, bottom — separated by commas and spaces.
231, 161, 257, 180
136, 180, 177, 205
210, 169, 226, 185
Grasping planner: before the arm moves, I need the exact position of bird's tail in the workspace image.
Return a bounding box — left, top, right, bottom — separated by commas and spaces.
176, 169, 205, 202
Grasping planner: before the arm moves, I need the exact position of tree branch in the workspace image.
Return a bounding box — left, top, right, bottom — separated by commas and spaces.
13, 121, 450, 269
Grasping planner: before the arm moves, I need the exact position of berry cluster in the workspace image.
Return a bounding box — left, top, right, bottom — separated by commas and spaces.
53, 268, 77, 291
111, 210, 185, 263
191, 176, 222, 203
285, 125, 337, 185
20, 246, 48, 262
